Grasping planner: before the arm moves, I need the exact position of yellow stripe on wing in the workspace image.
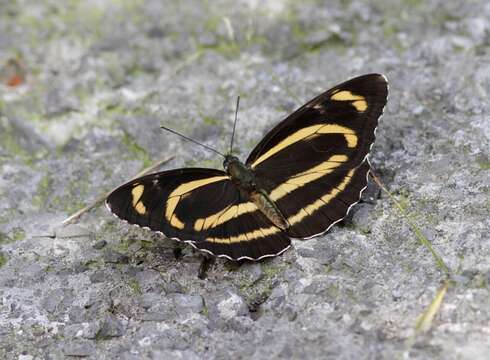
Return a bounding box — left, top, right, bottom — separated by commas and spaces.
330, 90, 368, 112
193, 202, 258, 231
269, 155, 348, 202
165, 175, 230, 229
131, 184, 147, 215
287, 169, 355, 226
251, 124, 357, 168
207, 225, 281, 244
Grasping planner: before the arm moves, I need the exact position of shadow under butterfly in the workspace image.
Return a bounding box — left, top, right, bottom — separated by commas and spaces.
106, 74, 388, 262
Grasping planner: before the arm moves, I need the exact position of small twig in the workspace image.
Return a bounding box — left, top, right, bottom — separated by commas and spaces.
31, 234, 56, 239
61, 155, 174, 226
369, 171, 451, 277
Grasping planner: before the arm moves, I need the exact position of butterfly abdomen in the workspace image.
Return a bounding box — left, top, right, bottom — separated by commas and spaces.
226, 155, 288, 230
249, 190, 288, 230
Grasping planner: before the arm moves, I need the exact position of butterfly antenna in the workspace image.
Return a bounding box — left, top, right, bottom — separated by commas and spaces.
160, 125, 226, 158
229, 95, 240, 155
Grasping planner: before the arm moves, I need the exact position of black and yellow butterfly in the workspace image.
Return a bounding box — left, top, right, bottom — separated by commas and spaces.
106, 74, 388, 261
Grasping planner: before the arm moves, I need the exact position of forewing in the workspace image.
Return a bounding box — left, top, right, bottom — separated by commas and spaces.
247, 73, 387, 173
106, 168, 290, 260
246, 74, 388, 238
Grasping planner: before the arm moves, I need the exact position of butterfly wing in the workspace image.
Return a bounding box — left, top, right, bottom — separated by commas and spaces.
246, 74, 388, 238
106, 168, 290, 261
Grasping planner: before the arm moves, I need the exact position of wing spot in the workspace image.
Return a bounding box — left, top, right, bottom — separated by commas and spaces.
131, 184, 147, 215
330, 90, 368, 113
344, 134, 358, 147
312, 103, 327, 113
352, 100, 367, 112
194, 218, 205, 231
170, 215, 185, 229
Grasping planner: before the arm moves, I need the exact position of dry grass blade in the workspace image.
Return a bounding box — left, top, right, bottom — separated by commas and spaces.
370, 172, 451, 356
370, 172, 451, 276
404, 281, 449, 353
415, 281, 449, 333
61, 155, 174, 225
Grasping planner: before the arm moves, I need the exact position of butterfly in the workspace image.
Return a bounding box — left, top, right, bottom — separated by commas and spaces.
106, 74, 388, 261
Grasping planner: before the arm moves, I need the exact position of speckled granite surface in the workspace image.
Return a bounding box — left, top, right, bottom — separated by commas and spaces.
0, 1, 489, 359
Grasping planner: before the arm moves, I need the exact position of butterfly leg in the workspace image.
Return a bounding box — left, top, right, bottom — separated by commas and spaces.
198, 254, 215, 280
173, 246, 184, 260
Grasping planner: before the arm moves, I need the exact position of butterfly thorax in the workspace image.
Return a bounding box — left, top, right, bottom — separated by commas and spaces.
224, 155, 256, 191
224, 155, 289, 230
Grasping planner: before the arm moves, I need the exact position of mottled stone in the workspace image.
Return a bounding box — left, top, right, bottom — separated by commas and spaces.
138, 292, 163, 310
44, 85, 80, 118
141, 302, 174, 322
63, 339, 95, 357
93, 240, 108, 250
97, 314, 125, 339
41, 289, 74, 315
103, 250, 130, 264
149, 350, 201, 360
1, 1, 489, 359
89, 270, 109, 283
170, 293, 204, 314
68, 306, 89, 323
215, 291, 249, 320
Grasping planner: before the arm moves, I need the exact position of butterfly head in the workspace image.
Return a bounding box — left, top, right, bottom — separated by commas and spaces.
224, 155, 256, 190
223, 154, 240, 170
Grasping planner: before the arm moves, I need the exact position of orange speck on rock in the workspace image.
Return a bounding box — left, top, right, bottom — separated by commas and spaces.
7, 74, 24, 87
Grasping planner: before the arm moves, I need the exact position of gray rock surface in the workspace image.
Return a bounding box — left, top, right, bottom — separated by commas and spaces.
0, 1, 489, 359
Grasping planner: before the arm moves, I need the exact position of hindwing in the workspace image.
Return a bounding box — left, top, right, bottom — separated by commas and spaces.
106, 168, 290, 261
